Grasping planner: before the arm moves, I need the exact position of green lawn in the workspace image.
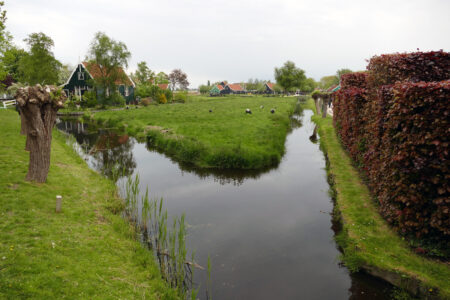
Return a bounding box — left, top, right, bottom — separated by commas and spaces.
90, 95, 298, 169
0, 109, 178, 299
307, 101, 450, 298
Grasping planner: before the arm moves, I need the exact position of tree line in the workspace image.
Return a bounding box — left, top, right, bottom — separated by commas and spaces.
0, 3, 189, 106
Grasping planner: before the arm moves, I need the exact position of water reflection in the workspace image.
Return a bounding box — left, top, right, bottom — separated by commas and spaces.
57, 110, 394, 299
56, 119, 136, 181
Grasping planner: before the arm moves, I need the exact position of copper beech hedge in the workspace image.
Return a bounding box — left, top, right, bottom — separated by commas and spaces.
333, 51, 449, 241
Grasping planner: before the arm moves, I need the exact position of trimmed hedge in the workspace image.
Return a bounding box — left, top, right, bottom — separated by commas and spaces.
340, 72, 368, 89
333, 51, 450, 245
367, 50, 450, 88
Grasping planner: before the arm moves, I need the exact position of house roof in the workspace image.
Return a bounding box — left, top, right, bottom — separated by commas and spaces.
82, 62, 135, 87
266, 82, 275, 90
157, 83, 169, 90
227, 83, 243, 91
217, 85, 224, 91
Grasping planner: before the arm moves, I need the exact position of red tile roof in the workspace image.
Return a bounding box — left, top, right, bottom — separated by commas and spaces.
82, 62, 133, 86
227, 83, 243, 91
217, 85, 224, 91
157, 83, 169, 90
266, 82, 275, 90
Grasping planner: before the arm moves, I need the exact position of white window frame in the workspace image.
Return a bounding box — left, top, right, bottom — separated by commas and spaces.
78, 71, 84, 80
125, 86, 129, 97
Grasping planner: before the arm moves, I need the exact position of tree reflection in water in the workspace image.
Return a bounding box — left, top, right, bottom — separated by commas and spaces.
57, 119, 136, 182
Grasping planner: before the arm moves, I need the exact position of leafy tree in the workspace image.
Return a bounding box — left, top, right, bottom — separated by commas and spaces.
302, 77, 317, 93
58, 63, 73, 85
336, 68, 352, 81
198, 84, 210, 94
0, 1, 12, 83
18, 33, 62, 85
2, 46, 26, 81
168, 69, 189, 91
86, 32, 131, 105
207, 80, 210, 86
155, 71, 169, 84
134, 61, 155, 84
274, 61, 306, 93
319, 75, 339, 90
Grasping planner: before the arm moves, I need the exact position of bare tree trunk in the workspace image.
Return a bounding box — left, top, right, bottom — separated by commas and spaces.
322, 95, 329, 118
314, 98, 321, 115
15, 85, 66, 183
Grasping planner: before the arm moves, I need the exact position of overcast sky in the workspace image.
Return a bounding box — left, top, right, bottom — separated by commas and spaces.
4, 0, 450, 87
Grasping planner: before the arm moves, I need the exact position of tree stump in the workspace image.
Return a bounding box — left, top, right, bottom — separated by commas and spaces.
312, 93, 321, 115
321, 94, 331, 118
15, 85, 67, 183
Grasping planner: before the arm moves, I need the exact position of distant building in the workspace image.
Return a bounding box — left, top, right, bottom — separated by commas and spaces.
265, 82, 275, 94
210, 84, 224, 96
63, 62, 135, 103
222, 83, 245, 94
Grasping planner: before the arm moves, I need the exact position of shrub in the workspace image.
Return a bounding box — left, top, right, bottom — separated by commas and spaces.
141, 98, 151, 106
82, 90, 97, 108
157, 94, 167, 104
173, 91, 187, 103
108, 92, 126, 106
340, 72, 368, 89
333, 51, 450, 245
366, 50, 450, 88
163, 89, 173, 102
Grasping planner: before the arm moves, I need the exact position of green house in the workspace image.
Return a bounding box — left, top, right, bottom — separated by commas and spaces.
63, 62, 135, 103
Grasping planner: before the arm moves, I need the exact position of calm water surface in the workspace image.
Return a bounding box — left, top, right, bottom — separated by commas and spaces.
57, 110, 392, 299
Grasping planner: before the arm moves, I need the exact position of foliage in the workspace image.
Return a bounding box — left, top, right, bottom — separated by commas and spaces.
339, 72, 367, 89
82, 90, 97, 108
86, 32, 131, 104
133, 61, 155, 84
318, 75, 339, 90
336, 68, 353, 81
155, 71, 169, 84
274, 61, 306, 92
141, 98, 151, 106
0, 1, 11, 83
57, 63, 73, 85
6, 82, 25, 96
366, 50, 450, 88
173, 91, 187, 103
136, 83, 171, 104
302, 77, 317, 92
2, 46, 26, 82
107, 92, 126, 106
309, 104, 450, 298
169, 69, 189, 91
17, 32, 62, 85
246, 78, 266, 92
157, 93, 167, 104
333, 51, 450, 247
198, 84, 210, 94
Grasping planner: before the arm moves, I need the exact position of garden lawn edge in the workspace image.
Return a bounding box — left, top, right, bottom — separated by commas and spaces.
0, 109, 178, 299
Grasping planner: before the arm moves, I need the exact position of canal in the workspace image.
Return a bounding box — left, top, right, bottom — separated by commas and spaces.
57, 109, 392, 299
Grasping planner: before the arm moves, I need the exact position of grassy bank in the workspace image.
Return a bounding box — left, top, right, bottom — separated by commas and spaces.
306, 100, 450, 298
0, 110, 178, 299
88, 95, 298, 169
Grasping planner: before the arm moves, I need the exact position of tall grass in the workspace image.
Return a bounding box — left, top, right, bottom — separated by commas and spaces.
121, 174, 205, 299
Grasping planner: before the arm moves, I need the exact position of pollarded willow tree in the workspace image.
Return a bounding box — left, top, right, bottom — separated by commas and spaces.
15, 84, 67, 182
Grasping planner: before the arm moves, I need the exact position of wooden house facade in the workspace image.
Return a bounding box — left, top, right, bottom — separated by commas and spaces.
63, 62, 135, 103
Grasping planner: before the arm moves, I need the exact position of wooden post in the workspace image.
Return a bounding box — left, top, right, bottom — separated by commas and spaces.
55, 195, 62, 213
